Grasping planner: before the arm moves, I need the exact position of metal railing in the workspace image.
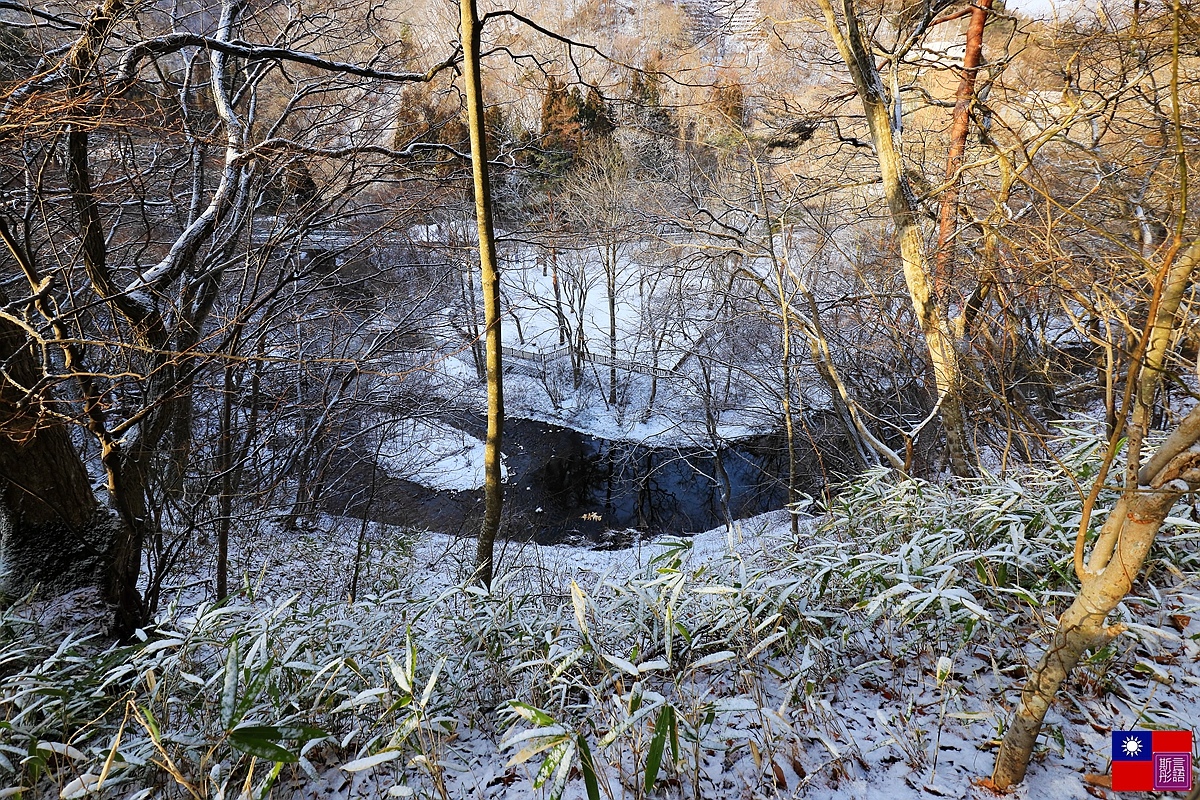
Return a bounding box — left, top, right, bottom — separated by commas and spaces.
497, 343, 675, 380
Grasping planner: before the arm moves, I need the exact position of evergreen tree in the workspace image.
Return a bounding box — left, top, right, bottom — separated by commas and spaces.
579, 86, 615, 138
628, 69, 676, 137
538, 79, 615, 177
539, 76, 583, 173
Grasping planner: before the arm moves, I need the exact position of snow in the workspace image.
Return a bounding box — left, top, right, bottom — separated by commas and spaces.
6, 449, 1200, 800
376, 418, 507, 491
323, 514, 1195, 799
499, 367, 778, 446
181, 505, 1200, 799
360, 225, 875, 450
412, 235, 805, 444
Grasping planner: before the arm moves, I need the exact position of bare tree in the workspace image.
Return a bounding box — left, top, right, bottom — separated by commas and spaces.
988, 0, 1199, 782
459, 0, 505, 587
813, 0, 977, 477
564, 142, 642, 407
933, 0, 995, 289
991, 240, 1200, 788
0, 0, 458, 631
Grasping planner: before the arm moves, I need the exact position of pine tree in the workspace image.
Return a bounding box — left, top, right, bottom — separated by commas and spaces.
629, 69, 676, 137
539, 76, 583, 173
579, 87, 615, 138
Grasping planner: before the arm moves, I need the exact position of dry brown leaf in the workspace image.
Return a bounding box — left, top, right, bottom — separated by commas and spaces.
771, 760, 787, 788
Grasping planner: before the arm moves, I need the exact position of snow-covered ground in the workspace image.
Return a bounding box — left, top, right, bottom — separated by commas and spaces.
276, 507, 1200, 800
316, 514, 1200, 800
376, 418, 507, 491
7, 441, 1198, 800
217, 511, 1200, 799
394, 232, 837, 448
11, 507, 1197, 800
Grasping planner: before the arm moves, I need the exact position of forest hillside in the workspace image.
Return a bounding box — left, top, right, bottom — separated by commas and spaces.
0, 0, 1198, 797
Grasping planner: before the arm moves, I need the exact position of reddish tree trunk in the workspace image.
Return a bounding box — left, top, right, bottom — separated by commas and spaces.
934, 0, 994, 294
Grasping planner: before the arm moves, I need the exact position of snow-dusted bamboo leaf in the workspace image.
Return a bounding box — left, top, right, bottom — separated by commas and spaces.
220, 639, 239, 731
547, 738, 577, 800
690, 651, 735, 670
570, 580, 589, 640
36, 742, 86, 761
419, 657, 445, 707
59, 772, 99, 799
386, 654, 411, 696
533, 739, 570, 789
341, 750, 401, 772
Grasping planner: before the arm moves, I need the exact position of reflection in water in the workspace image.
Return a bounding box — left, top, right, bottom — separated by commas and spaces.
331, 415, 855, 546
537, 432, 790, 534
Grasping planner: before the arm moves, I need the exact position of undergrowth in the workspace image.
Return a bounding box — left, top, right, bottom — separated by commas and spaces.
2, 426, 1197, 798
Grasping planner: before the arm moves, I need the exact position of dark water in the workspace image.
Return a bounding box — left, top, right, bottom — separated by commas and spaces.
328, 414, 853, 546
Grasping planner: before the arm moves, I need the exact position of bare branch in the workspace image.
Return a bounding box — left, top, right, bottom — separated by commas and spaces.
114, 34, 461, 88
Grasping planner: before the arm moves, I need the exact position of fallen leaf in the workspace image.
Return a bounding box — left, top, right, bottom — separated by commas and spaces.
1082, 773, 1110, 799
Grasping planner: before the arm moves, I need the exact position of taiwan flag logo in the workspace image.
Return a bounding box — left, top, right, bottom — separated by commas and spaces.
1112, 730, 1193, 792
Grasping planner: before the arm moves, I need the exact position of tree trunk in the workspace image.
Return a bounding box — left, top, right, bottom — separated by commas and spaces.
462, 256, 485, 379
646, 330, 661, 419
817, 0, 976, 477
934, 0, 993, 292
107, 443, 152, 634
60, 2, 155, 634
1, 221, 136, 625
551, 246, 568, 345
0, 307, 105, 601
461, 0, 505, 588
216, 363, 235, 600
699, 360, 734, 531
779, 311, 800, 537
789, 270, 905, 471
991, 447, 1200, 788
608, 241, 618, 407
992, 240, 1200, 788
